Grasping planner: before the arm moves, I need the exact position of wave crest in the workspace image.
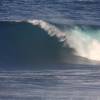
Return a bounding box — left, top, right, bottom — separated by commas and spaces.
27, 20, 66, 42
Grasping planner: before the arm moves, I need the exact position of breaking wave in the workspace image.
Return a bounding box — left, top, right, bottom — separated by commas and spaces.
28, 19, 100, 61
0, 19, 100, 66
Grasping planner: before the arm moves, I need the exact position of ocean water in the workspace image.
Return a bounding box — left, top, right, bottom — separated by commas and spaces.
0, 0, 100, 100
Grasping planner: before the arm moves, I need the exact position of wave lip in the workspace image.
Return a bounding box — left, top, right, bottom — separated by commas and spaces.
27, 20, 66, 42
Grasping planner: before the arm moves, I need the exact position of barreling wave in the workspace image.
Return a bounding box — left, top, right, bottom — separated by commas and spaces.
27, 19, 100, 61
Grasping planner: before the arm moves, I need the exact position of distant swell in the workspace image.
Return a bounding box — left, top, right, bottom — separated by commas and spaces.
28, 20, 100, 61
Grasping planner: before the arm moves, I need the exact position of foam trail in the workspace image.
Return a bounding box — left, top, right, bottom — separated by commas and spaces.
28, 20, 100, 61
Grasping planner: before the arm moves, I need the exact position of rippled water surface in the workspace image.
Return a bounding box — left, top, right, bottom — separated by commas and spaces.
0, 64, 100, 100
0, 0, 100, 25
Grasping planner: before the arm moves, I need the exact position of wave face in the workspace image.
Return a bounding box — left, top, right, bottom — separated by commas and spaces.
0, 20, 100, 66
0, 21, 67, 65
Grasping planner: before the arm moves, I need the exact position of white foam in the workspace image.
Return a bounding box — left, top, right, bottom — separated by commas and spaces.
27, 20, 100, 61
65, 27, 100, 61
28, 20, 66, 42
